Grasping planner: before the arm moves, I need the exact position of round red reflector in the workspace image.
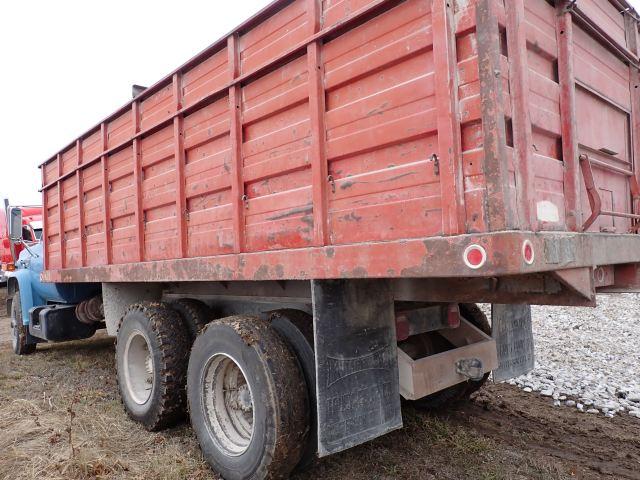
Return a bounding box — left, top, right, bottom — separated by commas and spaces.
463, 244, 487, 269
522, 240, 535, 265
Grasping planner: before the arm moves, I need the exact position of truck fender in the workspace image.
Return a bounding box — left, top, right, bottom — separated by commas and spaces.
5, 270, 35, 326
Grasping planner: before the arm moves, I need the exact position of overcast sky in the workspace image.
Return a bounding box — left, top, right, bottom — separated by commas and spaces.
0, 0, 272, 205
1, 0, 640, 206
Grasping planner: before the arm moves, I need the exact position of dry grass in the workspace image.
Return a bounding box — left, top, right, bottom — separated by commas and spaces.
0, 396, 213, 480
0, 332, 215, 480
1, 286, 636, 479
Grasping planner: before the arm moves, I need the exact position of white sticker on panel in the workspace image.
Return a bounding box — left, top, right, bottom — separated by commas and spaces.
537, 201, 560, 223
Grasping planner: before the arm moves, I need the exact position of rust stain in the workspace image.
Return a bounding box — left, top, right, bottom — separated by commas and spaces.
266, 205, 313, 221
342, 212, 363, 222
300, 215, 314, 227
380, 172, 417, 183
366, 102, 389, 117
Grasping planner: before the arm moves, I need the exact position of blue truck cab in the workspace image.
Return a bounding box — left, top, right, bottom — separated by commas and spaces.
5, 207, 101, 355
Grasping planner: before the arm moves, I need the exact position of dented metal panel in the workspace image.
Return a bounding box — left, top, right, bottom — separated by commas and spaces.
39, 0, 640, 284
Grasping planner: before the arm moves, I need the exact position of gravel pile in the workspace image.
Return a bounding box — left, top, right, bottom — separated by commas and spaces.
502, 294, 640, 418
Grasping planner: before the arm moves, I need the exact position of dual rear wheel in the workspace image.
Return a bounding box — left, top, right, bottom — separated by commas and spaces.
188, 317, 309, 480
116, 303, 311, 479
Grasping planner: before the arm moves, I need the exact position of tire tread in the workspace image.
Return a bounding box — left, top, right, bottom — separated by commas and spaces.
116, 302, 190, 431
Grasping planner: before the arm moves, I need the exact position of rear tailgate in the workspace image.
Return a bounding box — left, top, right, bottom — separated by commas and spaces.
573, 10, 637, 233
516, 0, 640, 233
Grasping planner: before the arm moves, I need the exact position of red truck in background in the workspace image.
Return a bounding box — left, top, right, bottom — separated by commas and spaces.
1, 201, 43, 284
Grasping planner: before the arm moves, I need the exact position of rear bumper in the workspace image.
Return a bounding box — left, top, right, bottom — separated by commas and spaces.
41, 231, 640, 284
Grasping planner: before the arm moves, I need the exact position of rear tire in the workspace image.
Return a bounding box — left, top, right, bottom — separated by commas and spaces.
405, 303, 491, 410
170, 298, 212, 343
188, 316, 309, 480
10, 291, 36, 356
269, 309, 317, 471
116, 302, 190, 431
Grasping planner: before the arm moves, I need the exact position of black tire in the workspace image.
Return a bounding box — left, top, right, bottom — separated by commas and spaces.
188, 316, 309, 480
10, 291, 36, 356
406, 303, 491, 410
116, 302, 190, 431
170, 298, 212, 343
269, 309, 317, 471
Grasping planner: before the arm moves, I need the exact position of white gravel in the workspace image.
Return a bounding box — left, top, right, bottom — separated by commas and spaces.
501, 294, 640, 418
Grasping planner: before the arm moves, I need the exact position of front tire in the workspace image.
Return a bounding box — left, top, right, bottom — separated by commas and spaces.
188, 316, 309, 480
10, 291, 36, 356
116, 302, 190, 431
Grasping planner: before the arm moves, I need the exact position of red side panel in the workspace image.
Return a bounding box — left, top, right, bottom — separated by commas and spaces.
324, 0, 443, 244
183, 97, 234, 257
242, 55, 314, 251
107, 147, 137, 264
81, 161, 107, 266
45, 185, 61, 269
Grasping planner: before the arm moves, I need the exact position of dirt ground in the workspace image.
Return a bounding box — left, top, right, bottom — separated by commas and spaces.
0, 287, 639, 480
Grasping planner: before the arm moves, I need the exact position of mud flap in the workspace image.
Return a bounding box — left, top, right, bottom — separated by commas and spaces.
491, 304, 535, 382
311, 279, 402, 457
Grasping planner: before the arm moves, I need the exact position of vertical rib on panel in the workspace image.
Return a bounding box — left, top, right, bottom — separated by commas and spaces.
132, 102, 145, 261
308, 0, 329, 245
57, 154, 65, 269
41, 166, 48, 269
475, 0, 514, 231
101, 124, 112, 264
76, 140, 87, 266
556, 3, 580, 231
432, 0, 465, 235
173, 73, 188, 258
625, 14, 640, 221
632, 68, 640, 200
505, 0, 534, 231
228, 34, 245, 253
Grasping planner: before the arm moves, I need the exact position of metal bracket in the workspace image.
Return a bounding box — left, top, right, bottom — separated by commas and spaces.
579, 153, 640, 232
455, 358, 485, 381
431, 154, 440, 176
561, 0, 577, 14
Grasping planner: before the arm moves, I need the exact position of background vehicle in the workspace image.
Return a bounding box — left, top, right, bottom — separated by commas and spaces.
1, 200, 42, 286
8, 0, 640, 479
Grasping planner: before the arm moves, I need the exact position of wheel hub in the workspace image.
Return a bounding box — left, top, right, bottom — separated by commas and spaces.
236, 385, 253, 413
123, 331, 154, 405
202, 353, 255, 456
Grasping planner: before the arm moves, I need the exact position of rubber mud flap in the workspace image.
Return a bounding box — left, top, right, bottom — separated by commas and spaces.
311, 279, 402, 457
491, 304, 535, 382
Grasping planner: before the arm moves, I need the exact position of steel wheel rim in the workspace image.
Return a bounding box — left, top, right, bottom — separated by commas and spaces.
202, 353, 255, 457
10, 314, 18, 352
123, 330, 154, 405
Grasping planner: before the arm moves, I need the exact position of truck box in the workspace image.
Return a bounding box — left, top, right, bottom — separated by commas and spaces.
20, 2, 640, 476
39, 0, 640, 287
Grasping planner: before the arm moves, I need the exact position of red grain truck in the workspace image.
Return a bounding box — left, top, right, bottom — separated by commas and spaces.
12, 0, 640, 478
